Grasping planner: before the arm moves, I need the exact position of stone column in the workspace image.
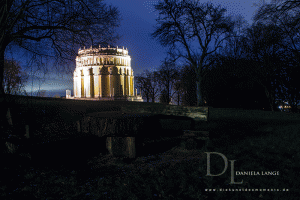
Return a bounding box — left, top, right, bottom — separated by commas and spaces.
106, 137, 136, 158
127, 70, 130, 96
84, 68, 90, 98
81, 69, 84, 97
132, 75, 135, 97
73, 73, 77, 97
124, 69, 127, 96
121, 69, 124, 96
75, 78, 78, 97
74, 69, 81, 98
99, 67, 102, 98
101, 67, 110, 97
109, 74, 112, 97
93, 67, 99, 97
90, 68, 94, 98
128, 74, 130, 96
126, 137, 136, 158
99, 74, 102, 98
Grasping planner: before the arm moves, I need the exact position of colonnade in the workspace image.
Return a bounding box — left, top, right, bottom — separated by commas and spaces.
73, 46, 137, 99
73, 66, 134, 98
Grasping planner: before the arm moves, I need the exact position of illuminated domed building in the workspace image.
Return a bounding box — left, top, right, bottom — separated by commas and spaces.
73, 45, 142, 101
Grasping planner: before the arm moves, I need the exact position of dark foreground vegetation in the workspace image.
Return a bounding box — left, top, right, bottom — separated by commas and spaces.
1, 96, 300, 199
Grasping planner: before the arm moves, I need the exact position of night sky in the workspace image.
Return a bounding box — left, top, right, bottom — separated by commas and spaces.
8, 0, 267, 97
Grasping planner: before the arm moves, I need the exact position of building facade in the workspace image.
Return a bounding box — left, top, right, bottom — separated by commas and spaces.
73, 45, 142, 101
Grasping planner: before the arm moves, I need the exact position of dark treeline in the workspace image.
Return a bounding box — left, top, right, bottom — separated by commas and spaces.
137, 0, 300, 112
135, 61, 197, 106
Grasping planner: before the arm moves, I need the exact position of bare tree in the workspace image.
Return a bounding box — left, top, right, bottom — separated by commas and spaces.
222, 15, 249, 60
150, 71, 161, 102
37, 90, 47, 97
135, 70, 160, 102
255, 0, 300, 23
173, 77, 183, 105
254, 0, 300, 112
159, 89, 170, 104
177, 64, 197, 106
0, 0, 120, 136
254, 0, 300, 62
3, 59, 28, 95
152, 0, 235, 106
135, 74, 152, 102
241, 22, 287, 111
157, 59, 179, 105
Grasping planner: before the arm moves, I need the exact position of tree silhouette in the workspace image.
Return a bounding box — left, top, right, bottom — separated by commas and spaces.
254, 0, 300, 112
135, 70, 160, 102
3, 59, 28, 95
159, 89, 170, 104
152, 0, 235, 106
0, 0, 121, 146
157, 59, 179, 105
178, 65, 197, 106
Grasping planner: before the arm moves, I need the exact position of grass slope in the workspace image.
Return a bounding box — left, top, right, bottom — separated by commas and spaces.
1, 108, 300, 199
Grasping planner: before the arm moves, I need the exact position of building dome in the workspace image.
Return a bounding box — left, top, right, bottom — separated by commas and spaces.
73, 45, 141, 101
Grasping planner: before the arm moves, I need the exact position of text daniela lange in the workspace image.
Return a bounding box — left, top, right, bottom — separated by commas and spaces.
235, 171, 280, 176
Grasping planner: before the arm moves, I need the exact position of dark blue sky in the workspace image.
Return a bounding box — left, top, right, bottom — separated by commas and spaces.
11, 0, 266, 97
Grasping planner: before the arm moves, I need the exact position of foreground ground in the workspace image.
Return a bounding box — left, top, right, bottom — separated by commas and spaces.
1, 108, 300, 199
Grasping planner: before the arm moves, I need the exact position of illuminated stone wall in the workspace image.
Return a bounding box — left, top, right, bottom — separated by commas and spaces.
73, 45, 135, 99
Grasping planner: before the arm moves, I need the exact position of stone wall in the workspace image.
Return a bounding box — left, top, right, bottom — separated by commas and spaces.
6, 95, 208, 142
79, 104, 209, 138
79, 112, 154, 137
120, 104, 208, 122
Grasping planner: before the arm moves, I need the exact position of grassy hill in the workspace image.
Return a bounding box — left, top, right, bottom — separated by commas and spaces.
1, 96, 300, 199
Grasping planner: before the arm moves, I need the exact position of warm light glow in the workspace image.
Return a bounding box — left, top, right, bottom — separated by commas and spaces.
73, 46, 143, 102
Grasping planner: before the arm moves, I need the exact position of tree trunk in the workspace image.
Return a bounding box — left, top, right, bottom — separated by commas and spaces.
151, 89, 155, 102
196, 80, 204, 107
167, 82, 170, 104
0, 50, 12, 154
264, 87, 274, 111
0, 52, 10, 126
